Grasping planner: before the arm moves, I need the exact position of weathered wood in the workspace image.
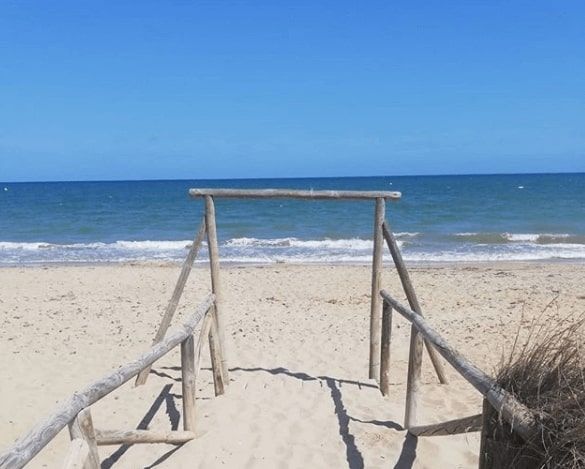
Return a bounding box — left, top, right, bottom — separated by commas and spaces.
94, 429, 195, 445
194, 312, 213, 377
136, 218, 207, 386
404, 317, 424, 428
0, 295, 214, 469
409, 413, 483, 437
62, 439, 89, 469
68, 409, 99, 469
205, 195, 229, 385
380, 291, 540, 442
369, 197, 385, 379
181, 335, 196, 431
382, 221, 448, 385
380, 302, 392, 396
208, 308, 226, 396
189, 188, 402, 200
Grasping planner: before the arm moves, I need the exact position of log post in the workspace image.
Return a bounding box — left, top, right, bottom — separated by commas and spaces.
68, 408, 99, 469
62, 438, 89, 469
136, 218, 207, 386
380, 301, 393, 396
382, 221, 448, 384
208, 308, 226, 396
404, 319, 424, 429
205, 195, 229, 385
369, 197, 385, 379
181, 334, 196, 432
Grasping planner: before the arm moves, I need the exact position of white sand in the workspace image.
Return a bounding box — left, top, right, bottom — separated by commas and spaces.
1, 262, 583, 468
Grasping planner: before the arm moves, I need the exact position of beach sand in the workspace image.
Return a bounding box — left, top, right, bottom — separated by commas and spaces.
1, 262, 583, 468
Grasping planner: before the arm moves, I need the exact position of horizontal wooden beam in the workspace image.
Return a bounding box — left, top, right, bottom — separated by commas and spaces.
0, 294, 215, 469
189, 188, 401, 200
95, 429, 195, 446
380, 290, 541, 443
408, 414, 483, 437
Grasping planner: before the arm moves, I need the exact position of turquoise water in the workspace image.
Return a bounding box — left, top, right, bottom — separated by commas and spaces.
1, 174, 584, 264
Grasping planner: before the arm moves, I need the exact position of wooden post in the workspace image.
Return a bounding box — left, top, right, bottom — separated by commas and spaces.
404, 320, 424, 429
68, 408, 99, 469
181, 334, 196, 432
62, 439, 89, 469
205, 195, 229, 385
382, 221, 448, 384
369, 197, 385, 379
208, 308, 226, 396
136, 218, 207, 386
380, 301, 392, 396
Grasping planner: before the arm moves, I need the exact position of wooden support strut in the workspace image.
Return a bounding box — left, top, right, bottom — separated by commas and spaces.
205, 195, 229, 386
369, 197, 385, 379
94, 429, 195, 446
181, 334, 197, 432
379, 302, 392, 396
382, 221, 449, 384
408, 413, 483, 437
136, 218, 207, 386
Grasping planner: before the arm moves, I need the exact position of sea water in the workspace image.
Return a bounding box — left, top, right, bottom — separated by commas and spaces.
1, 174, 584, 264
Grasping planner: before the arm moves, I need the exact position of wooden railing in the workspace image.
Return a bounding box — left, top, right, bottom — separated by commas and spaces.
378, 290, 543, 467
0, 294, 224, 469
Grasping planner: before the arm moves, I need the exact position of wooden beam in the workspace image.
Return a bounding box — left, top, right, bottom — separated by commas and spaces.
68, 408, 99, 469
62, 439, 89, 469
369, 197, 385, 379
205, 195, 229, 385
181, 335, 196, 432
189, 188, 402, 200
404, 314, 424, 428
136, 218, 207, 386
408, 414, 483, 437
0, 295, 214, 469
382, 221, 448, 384
208, 308, 226, 396
380, 291, 540, 442
380, 302, 393, 396
94, 429, 195, 446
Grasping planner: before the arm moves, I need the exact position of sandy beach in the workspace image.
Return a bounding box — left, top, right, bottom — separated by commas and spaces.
1, 261, 583, 468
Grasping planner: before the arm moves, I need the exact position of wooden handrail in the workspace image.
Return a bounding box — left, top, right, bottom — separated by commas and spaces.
0, 294, 215, 469
380, 290, 541, 443
189, 188, 402, 200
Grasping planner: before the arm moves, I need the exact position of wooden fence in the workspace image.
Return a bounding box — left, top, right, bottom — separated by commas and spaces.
377, 290, 543, 467
0, 294, 224, 469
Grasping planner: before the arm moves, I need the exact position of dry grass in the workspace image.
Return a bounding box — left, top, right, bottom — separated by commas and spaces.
491, 308, 585, 468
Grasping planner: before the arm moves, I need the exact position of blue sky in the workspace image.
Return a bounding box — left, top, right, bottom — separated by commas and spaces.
1, 1, 584, 181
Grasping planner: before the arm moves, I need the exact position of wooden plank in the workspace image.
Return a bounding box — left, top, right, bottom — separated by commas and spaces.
181, 335, 196, 431
94, 429, 195, 445
62, 439, 89, 469
136, 218, 207, 386
205, 195, 229, 385
369, 197, 385, 379
380, 291, 540, 442
409, 413, 483, 437
404, 318, 424, 428
379, 302, 392, 396
0, 295, 214, 469
189, 188, 402, 200
382, 221, 449, 384
208, 308, 226, 396
68, 409, 99, 469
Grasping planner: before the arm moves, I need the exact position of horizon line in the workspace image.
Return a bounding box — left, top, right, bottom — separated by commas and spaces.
2, 170, 584, 185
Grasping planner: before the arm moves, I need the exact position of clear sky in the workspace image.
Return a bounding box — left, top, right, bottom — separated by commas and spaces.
1, 1, 584, 182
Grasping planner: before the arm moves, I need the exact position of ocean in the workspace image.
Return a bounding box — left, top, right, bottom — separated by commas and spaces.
1, 174, 584, 265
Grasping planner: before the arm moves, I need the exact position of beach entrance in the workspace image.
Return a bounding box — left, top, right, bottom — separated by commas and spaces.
137, 187, 447, 390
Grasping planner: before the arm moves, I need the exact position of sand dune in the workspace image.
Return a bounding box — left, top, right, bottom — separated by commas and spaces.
1, 262, 583, 468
